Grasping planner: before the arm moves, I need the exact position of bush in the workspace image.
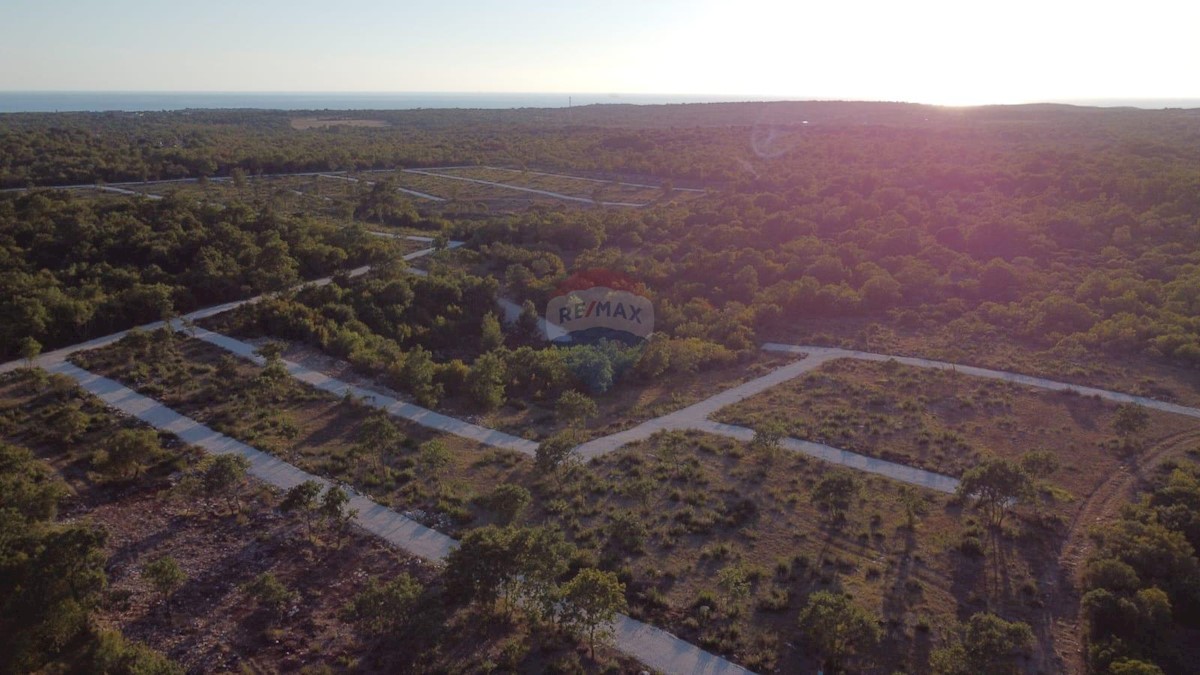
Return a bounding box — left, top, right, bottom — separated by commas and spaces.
243, 572, 298, 617
345, 574, 422, 634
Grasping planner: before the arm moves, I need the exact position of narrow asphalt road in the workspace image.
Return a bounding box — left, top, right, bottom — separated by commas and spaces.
317, 173, 446, 201
0, 240, 460, 378
189, 326, 539, 456
763, 343, 1200, 420
439, 165, 707, 193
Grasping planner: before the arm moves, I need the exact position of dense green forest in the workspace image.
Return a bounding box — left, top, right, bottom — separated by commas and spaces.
0, 191, 400, 359
1082, 458, 1200, 673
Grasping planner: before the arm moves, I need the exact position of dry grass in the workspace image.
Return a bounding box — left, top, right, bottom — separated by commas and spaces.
714, 358, 1198, 496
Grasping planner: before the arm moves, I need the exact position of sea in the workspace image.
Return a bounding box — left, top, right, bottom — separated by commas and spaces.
0, 91, 787, 114
1, 92, 1197, 114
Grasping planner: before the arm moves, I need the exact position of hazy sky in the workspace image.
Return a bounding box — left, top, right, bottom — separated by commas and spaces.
1, 0, 1196, 105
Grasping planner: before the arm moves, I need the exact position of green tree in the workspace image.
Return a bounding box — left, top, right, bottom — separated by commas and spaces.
254, 341, 288, 382
607, 511, 648, 554
555, 389, 598, 427
513, 526, 576, 624
98, 428, 162, 478
958, 458, 1034, 528
480, 311, 504, 352
717, 564, 751, 612
242, 572, 298, 619
750, 421, 786, 459
931, 612, 1034, 675
562, 568, 627, 660
345, 574, 422, 634
515, 300, 542, 343
444, 525, 522, 612
142, 556, 186, 603
201, 454, 251, 514
484, 483, 532, 525
534, 431, 578, 483
1113, 404, 1150, 438
320, 484, 357, 545
400, 345, 442, 407
355, 412, 400, 468
280, 480, 323, 534
812, 472, 860, 522
417, 439, 451, 479
18, 336, 41, 366
467, 351, 507, 410
797, 590, 881, 670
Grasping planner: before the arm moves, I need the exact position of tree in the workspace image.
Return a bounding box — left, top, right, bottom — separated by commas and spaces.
280, 479, 323, 534
957, 458, 1034, 528
716, 564, 751, 612
466, 351, 506, 410
1019, 449, 1059, 477
242, 572, 298, 620
513, 526, 576, 624
480, 311, 504, 352
1108, 659, 1166, 675
534, 431, 578, 483
750, 421, 786, 459
812, 472, 860, 522
606, 510, 648, 554
898, 485, 929, 530
400, 346, 442, 407
215, 354, 240, 383
254, 341, 288, 382
320, 484, 357, 545
444, 525, 522, 612
201, 454, 250, 514
555, 389, 598, 427
484, 483, 531, 525
18, 336, 41, 366
797, 590, 881, 670
355, 412, 400, 468
417, 440, 451, 479
99, 428, 162, 478
1113, 404, 1150, 438
515, 300, 541, 343
345, 574, 422, 634
562, 568, 627, 660
142, 556, 186, 604
931, 612, 1034, 675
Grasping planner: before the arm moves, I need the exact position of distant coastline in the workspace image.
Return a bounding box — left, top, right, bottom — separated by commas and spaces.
0, 91, 1196, 114
0, 91, 786, 114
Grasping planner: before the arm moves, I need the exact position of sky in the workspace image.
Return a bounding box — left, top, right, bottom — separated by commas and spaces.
1, 0, 1197, 106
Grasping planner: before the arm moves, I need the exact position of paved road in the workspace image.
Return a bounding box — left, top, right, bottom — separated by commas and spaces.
0, 240, 461, 377
0, 170, 347, 194
572, 349, 961, 492
43, 358, 753, 675
190, 327, 539, 456
96, 185, 163, 200
763, 344, 1200, 421
437, 165, 707, 193
317, 173, 446, 201
573, 351, 840, 459
692, 420, 960, 493
403, 169, 646, 207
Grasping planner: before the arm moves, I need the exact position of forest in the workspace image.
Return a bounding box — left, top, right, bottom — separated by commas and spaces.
3, 101, 1200, 673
